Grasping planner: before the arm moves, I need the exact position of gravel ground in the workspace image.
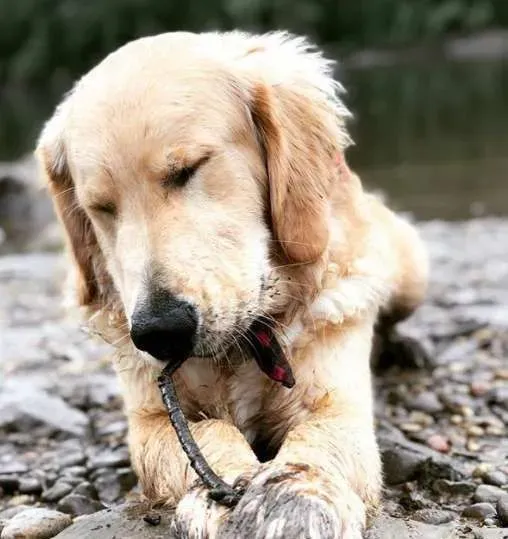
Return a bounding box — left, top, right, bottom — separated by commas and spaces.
1, 218, 507, 538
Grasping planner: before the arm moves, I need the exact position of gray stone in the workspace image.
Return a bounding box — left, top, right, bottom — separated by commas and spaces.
0, 508, 72, 539
474, 529, 508, 539
406, 391, 444, 414
18, 477, 42, 495
462, 502, 497, 521
487, 386, 508, 408
58, 477, 82, 488
483, 469, 508, 487
380, 441, 428, 485
57, 494, 105, 516
412, 508, 456, 524
0, 382, 89, 436
497, 495, 508, 526
58, 454, 86, 469
436, 339, 478, 364
366, 514, 457, 539
0, 505, 31, 520
474, 484, 507, 504
440, 392, 475, 413
60, 466, 87, 478
41, 481, 73, 503
0, 462, 28, 475
433, 479, 477, 497
54, 502, 173, 538
72, 482, 98, 500
93, 468, 136, 504
87, 447, 130, 470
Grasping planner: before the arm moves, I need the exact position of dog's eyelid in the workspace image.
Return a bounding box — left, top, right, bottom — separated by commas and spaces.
164, 154, 211, 188
89, 201, 117, 217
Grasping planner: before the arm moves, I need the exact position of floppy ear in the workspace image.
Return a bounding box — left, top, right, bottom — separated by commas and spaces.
244, 34, 351, 263
35, 105, 112, 310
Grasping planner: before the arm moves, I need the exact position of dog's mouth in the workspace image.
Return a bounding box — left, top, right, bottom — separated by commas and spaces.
241, 317, 295, 388
189, 317, 295, 389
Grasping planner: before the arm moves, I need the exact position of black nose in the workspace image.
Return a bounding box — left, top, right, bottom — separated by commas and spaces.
130, 289, 198, 363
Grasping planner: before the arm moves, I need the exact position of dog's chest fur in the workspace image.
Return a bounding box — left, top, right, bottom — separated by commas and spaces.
176, 359, 297, 447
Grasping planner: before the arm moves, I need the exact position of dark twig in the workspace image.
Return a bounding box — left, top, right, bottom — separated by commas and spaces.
157, 319, 295, 508
157, 363, 244, 508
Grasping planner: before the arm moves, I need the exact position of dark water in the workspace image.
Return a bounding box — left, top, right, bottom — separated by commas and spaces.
1, 58, 507, 221
345, 59, 508, 220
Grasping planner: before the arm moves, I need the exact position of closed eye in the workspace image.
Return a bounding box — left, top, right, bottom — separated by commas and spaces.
89, 202, 117, 217
163, 154, 211, 188
169, 165, 197, 188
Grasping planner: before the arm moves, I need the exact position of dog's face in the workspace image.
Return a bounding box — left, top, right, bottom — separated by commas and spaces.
36, 32, 351, 365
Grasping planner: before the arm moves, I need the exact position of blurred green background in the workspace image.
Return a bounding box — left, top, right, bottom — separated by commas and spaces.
1, 0, 508, 219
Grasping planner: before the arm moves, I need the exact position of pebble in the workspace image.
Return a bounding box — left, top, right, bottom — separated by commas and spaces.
41, 481, 73, 503
406, 392, 443, 414
441, 393, 475, 414
450, 414, 463, 424
433, 479, 476, 497
0, 462, 28, 475
470, 380, 490, 397
467, 425, 485, 437
412, 508, 455, 525
18, 477, 42, 495
474, 484, 507, 504
462, 502, 497, 521
408, 411, 434, 427
72, 481, 98, 500
467, 439, 480, 452
57, 493, 105, 516
485, 426, 504, 436
0, 382, 89, 437
400, 422, 423, 433
94, 467, 136, 504
0, 505, 31, 520
474, 529, 508, 539
482, 470, 508, 487
496, 495, 508, 526
60, 466, 87, 478
426, 434, 450, 453
58, 453, 86, 468
87, 447, 130, 470
381, 443, 427, 485
0, 508, 72, 539
436, 339, 478, 365
473, 463, 492, 478
487, 386, 508, 408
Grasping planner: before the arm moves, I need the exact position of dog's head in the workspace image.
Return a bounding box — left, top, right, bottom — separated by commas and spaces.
36, 31, 352, 365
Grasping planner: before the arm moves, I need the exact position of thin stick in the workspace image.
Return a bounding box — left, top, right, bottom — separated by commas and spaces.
157, 364, 243, 508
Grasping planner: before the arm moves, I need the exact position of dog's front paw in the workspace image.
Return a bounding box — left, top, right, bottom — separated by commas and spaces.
171, 485, 230, 539
219, 463, 366, 539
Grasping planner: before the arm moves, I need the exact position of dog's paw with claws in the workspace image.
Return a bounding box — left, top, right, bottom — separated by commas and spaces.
171, 484, 230, 539
219, 463, 366, 539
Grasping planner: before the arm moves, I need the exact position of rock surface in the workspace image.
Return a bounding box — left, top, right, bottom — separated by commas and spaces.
1, 190, 508, 538
54, 503, 172, 539
0, 508, 72, 539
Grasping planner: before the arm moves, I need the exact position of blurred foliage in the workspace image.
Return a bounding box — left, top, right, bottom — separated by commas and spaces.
0, 0, 507, 89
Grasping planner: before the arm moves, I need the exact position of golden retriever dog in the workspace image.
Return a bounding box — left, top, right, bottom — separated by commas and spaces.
36, 31, 428, 538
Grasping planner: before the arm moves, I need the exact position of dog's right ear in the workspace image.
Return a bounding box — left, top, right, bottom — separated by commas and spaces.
35, 104, 104, 308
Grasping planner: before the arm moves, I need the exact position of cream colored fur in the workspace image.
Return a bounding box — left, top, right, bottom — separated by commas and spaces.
36, 31, 428, 539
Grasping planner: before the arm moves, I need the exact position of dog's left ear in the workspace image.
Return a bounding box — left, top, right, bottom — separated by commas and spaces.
247, 50, 351, 263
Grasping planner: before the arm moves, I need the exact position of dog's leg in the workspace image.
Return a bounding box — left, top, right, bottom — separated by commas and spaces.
220, 321, 381, 539
115, 354, 259, 539
128, 411, 259, 538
